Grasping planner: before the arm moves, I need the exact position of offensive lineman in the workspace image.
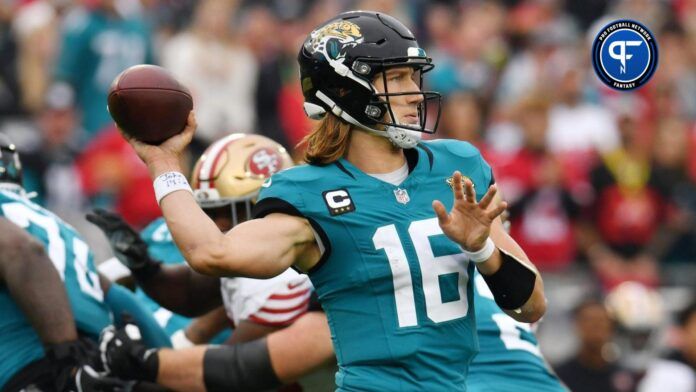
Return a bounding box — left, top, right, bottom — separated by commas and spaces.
0, 134, 170, 391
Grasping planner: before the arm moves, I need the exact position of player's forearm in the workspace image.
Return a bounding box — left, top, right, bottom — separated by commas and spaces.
184, 307, 230, 344
475, 248, 503, 275
158, 190, 232, 275
267, 312, 335, 382
137, 264, 221, 317
478, 220, 546, 323
476, 250, 545, 323
145, 157, 234, 276
158, 339, 284, 392
501, 274, 546, 323
156, 347, 206, 392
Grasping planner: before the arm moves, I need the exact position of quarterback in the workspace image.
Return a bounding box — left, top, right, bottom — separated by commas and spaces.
122, 11, 546, 391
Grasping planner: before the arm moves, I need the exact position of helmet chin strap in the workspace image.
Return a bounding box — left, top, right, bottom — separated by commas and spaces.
351, 114, 422, 150
385, 121, 422, 149
313, 90, 421, 149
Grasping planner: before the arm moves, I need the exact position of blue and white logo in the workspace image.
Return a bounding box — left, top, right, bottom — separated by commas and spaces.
592, 20, 658, 90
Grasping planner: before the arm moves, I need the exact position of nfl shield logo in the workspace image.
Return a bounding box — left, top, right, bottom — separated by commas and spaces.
394, 188, 410, 204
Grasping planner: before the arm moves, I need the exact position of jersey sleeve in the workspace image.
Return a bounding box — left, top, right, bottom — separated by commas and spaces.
252, 172, 306, 219
478, 151, 495, 188
252, 172, 332, 273
437, 139, 495, 200
462, 142, 495, 200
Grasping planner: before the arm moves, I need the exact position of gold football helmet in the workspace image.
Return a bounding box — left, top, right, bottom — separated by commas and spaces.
191, 133, 294, 225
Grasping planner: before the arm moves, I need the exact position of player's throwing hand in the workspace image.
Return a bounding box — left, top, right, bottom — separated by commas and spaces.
432, 171, 507, 252
120, 111, 197, 168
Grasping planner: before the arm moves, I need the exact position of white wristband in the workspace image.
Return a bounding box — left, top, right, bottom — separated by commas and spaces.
461, 238, 496, 263
153, 171, 192, 205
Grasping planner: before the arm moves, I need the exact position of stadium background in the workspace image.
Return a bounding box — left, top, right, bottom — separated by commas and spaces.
1, 0, 695, 388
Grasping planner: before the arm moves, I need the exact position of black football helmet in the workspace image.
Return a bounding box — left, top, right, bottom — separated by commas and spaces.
298, 11, 442, 148
0, 133, 23, 190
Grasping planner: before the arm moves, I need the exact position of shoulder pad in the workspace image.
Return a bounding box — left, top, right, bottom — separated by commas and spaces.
425, 139, 481, 159
273, 165, 325, 184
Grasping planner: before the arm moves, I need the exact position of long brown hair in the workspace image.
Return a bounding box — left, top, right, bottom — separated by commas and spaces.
300, 114, 353, 165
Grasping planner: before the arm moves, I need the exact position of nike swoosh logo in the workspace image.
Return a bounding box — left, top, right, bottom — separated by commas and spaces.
287, 281, 306, 290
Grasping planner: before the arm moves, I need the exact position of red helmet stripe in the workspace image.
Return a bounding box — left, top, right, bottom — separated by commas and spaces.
197, 134, 244, 189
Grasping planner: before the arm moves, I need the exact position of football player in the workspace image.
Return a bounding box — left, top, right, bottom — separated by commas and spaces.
121, 11, 546, 390
0, 220, 134, 392
0, 134, 169, 391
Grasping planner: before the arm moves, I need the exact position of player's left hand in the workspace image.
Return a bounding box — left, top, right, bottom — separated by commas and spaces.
432, 171, 507, 252
86, 209, 155, 272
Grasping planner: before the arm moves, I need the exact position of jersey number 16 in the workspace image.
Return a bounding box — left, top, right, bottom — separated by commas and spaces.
373, 217, 470, 328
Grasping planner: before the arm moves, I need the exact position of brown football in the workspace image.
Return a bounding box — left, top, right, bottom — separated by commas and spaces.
107, 64, 193, 145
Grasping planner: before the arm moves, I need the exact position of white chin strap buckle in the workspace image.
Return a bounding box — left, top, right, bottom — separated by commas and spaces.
386, 125, 422, 149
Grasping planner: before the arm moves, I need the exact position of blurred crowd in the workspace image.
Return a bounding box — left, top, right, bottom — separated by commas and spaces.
0, 0, 695, 390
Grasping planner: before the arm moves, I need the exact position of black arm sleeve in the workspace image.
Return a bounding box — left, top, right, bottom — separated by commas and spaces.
481, 248, 537, 310
203, 338, 281, 392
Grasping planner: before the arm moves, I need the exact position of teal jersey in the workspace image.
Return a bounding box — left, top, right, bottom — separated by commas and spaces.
467, 271, 566, 391
138, 218, 230, 344
55, 8, 154, 136
255, 140, 494, 391
0, 190, 112, 388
